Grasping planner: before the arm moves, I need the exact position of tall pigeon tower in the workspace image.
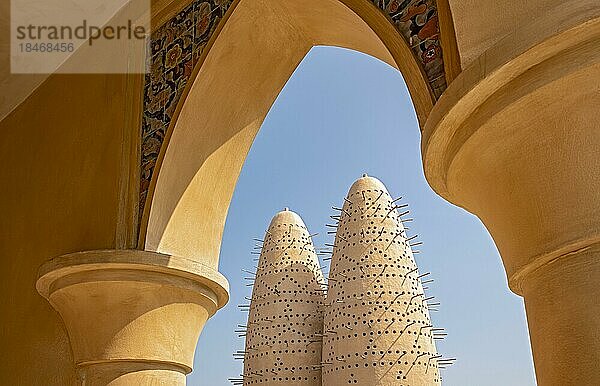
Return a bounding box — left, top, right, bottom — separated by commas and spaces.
322, 175, 443, 385
241, 209, 325, 386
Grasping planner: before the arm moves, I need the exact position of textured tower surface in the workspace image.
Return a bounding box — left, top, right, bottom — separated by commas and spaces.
322, 176, 441, 385
243, 209, 325, 385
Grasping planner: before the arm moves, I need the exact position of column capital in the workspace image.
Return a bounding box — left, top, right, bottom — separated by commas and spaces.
36, 249, 229, 385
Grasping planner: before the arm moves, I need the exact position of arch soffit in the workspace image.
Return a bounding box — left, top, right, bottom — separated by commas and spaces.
138, 0, 457, 259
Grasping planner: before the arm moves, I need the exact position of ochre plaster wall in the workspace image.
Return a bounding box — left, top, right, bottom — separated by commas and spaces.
0, 73, 140, 385
242, 209, 325, 385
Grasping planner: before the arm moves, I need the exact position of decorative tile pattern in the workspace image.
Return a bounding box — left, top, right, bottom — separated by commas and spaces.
139, 0, 447, 232
373, 0, 447, 98
139, 0, 233, 224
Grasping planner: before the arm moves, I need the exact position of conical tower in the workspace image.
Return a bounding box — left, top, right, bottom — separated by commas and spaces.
322, 175, 442, 385
242, 209, 325, 385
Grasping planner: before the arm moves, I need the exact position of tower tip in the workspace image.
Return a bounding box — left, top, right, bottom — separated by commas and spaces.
349, 174, 387, 195
269, 207, 305, 229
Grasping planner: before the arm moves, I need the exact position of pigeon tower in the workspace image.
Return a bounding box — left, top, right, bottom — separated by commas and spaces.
322, 175, 442, 385
241, 209, 325, 385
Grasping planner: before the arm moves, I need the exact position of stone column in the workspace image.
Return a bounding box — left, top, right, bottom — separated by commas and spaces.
36, 250, 229, 386
422, 4, 600, 385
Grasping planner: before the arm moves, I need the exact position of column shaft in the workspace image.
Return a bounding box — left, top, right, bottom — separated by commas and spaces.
522, 246, 600, 386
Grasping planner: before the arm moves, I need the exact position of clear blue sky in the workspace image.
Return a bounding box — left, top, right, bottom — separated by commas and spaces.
189, 46, 536, 386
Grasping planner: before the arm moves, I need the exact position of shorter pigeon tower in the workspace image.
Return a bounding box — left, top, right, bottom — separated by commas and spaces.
242, 209, 325, 385
322, 175, 442, 385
